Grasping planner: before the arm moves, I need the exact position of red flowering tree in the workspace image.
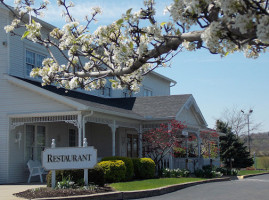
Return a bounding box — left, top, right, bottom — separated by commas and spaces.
200, 129, 219, 158
142, 120, 186, 171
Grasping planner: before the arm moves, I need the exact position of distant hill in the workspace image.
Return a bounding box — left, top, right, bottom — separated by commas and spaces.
240, 132, 269, 156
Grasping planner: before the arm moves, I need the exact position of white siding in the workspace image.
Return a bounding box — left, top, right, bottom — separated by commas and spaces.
111, 73, 171, 98
176, 107, 200, 127
141, 73, 171, 96
0, 7, 10, 184
1, 81, 75, 183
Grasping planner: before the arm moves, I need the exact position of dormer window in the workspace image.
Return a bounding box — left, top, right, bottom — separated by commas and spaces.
143, 88, 153, 96
25, 50, 46, 77
123, 89, 132, 98
100, 86, 111, 97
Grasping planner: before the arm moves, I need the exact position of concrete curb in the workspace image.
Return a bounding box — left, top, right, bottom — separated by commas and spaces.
34, 177, 231, 200
237, 172, 269, 179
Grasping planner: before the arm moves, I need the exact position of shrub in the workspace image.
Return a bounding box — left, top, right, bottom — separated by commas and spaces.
132, 158, 155, 179
162, 168, 190, 178
101, 156, 134, 181
57, 177, 75, 189
46, 165, 104, 187
216, 167, 238, 176
194, 165, 223, 178
180, 169, 190, 177
132, 158, 140, 178
88, 165, 105, 186
98, 160, 126, 183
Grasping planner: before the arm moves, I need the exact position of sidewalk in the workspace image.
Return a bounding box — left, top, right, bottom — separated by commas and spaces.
0, 183, 46, 200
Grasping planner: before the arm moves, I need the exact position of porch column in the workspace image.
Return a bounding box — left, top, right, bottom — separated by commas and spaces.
168, 123, 173, 169
139, 124, 143, 158
78, 113, 82, 147
109, 120, 118, 156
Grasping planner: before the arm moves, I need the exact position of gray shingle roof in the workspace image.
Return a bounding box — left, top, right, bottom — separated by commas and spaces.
67, 94, 192, 119
16, 77, 191, 120
131, 95, 191, 118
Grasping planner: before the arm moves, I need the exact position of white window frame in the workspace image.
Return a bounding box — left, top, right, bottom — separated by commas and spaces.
122, 89, 132, 98
100, 86, 111, 97
143, 87, 153, 97
25, 49, 46, 78
24, 124, 47, 164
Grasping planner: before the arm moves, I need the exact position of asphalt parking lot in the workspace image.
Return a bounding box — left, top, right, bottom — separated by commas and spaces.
137, 174, 269, 200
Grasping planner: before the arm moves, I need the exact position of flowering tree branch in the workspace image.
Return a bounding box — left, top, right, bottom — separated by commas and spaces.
1, 0, 269, 91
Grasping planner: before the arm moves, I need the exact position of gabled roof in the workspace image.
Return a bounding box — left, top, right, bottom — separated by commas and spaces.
8, 76, 199, 121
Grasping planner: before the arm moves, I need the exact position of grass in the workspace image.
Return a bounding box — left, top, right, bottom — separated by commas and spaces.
238, 170, 269, 176
109, 178, 207, 191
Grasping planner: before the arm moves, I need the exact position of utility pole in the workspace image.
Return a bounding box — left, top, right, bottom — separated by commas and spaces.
241, 109, 253, 153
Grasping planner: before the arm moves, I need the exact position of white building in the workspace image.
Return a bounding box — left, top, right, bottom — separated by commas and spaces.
0, 4, 221, 184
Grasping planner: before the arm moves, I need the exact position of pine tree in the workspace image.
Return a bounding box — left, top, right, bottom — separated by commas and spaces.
216, 120, 254, 169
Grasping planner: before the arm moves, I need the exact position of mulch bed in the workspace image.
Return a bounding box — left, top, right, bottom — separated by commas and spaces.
14, 186, 114, 199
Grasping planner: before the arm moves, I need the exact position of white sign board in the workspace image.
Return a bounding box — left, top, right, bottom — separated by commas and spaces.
42, 147, 97, 170
182, 131, 188, 136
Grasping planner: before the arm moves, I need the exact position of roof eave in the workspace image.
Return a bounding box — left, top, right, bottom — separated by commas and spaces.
4, 74, 88, 110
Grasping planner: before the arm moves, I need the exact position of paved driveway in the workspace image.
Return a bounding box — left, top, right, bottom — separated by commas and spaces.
137, 174, 269, 200
0, 183, 45, 200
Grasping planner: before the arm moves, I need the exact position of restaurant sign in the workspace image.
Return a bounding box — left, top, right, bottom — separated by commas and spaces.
42, 147, 97, 170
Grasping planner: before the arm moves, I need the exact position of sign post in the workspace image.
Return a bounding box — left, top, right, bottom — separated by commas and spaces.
51, 139, 56, 188
42, 138, 97, 188
83, 138, 88, 186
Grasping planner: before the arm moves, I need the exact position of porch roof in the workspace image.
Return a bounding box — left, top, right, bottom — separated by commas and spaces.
12, 77, 191, 120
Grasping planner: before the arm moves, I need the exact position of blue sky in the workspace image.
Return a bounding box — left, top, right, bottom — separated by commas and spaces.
5, 0, 269, 132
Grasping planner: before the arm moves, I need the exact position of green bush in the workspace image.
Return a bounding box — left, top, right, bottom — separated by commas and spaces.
101, 156, 134, 181
194, 165, 222, 178
162, 168, 190, 178
46, 165, 104, 187
132, 158, 155, 179
216, 167, 239, 176
88, 165, 105, 186
98, 160, 126, 183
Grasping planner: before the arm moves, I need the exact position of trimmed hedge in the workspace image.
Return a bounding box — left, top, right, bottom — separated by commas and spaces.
46, 165, 105, 187
101, 156, 134, 181
132, 158, 155, 179
98, 160, 126, 183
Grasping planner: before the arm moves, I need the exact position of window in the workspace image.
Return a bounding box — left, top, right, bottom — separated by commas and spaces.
127, 134, 138, 157
122, 89, 132, 98
143, 88, 153, 96
25, 50, 46, 77
100, 86, 111, 97
25, 125, 46, 163
69, 129, 77, 147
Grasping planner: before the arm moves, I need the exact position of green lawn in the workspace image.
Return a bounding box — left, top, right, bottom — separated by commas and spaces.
109, 178, 207, 191
238, 170, 269, 176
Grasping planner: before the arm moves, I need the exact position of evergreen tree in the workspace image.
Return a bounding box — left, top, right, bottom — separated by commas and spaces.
216, 120, 253, 169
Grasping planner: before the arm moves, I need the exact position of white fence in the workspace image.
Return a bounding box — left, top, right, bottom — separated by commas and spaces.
160, 157, 221, 172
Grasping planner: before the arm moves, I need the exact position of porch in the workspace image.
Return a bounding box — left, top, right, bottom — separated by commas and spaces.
8, 111, 142, 183
8, 111, 222, 183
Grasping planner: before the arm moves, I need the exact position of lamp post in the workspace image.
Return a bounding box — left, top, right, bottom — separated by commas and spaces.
241, 109, 253, 153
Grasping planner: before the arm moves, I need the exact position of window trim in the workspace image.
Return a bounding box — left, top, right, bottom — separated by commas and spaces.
24, 124, 47, 164
25, 49, 46, 78
143, 87, 153, 97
